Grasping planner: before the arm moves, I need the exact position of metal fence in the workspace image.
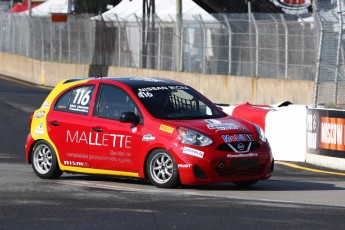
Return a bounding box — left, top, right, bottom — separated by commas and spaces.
313, 0, 345, 107
0, 12, 318, 81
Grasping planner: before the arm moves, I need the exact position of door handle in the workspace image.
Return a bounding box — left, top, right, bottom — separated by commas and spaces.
92, 127, 103, 132
49, 121, 60, 126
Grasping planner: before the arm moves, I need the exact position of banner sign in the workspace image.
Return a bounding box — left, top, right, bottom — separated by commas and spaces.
273, 0, 312, 14
307, 108, 345, 159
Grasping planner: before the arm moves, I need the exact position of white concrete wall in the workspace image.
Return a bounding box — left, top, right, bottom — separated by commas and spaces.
223, 104, 307, 162
265, 105, 307, 162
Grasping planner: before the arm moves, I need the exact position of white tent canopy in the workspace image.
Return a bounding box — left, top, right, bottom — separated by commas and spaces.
23, 0, 69, 16
96, 0, 217, 22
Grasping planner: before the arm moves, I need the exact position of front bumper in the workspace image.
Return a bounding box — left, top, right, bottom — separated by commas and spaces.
174, 143, 273, 185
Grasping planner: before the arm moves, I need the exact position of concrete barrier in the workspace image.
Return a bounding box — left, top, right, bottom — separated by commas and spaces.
223, 104, 345, 170
306, 108, 345, 170
222, 103, 307, 162
265, 105, 307, 162
0, 52, 314, 105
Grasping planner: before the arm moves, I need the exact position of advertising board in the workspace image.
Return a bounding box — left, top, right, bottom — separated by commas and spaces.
307, 108, 345, 159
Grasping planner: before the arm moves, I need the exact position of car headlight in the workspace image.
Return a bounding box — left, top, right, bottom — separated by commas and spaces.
254, 125, 266, 142
177, 127, 213, 146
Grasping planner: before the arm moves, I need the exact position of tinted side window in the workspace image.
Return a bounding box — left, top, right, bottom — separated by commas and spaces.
54, 85, 95, 115
95, 84, 138, 120
54, 90, 71, 111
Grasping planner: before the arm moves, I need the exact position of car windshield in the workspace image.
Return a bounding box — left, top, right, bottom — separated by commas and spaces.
132, 85, 225, 120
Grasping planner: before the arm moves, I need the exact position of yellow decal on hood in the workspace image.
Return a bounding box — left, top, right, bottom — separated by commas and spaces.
159, 124, 174, 134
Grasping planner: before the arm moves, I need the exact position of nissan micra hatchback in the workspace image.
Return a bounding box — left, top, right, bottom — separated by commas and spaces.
25, 77, 273, 188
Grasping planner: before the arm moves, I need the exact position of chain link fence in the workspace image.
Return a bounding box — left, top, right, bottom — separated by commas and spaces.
313, 0, 345, 107
0, 12, 318, 81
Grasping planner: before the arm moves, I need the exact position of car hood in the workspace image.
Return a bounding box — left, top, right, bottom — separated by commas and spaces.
162, 116, 254, 135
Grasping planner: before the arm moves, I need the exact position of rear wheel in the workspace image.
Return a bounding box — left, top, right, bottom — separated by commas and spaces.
31, 140, 62, 179
146, 149, 180, 188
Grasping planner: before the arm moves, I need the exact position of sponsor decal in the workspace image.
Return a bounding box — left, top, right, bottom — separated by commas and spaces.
142, 134, 156, 142
34, 110, 46, 118
138, 86, 189, 92
182, 146, 204, 158
205, 119, 241, 131
222, 134, 254, 143
307, 114, 317, 149
66, 130, 132, 148
138, 91, 153, 98
137, 85, 190, 98
178, 164, 192, 169
89, 155, 132, 163
139, 86, 169, 92
69, 104, 90, 113
272, 0, 311, 15
69, 88, 92, 113
66, 153, 88, 159
89, 151, 133, 163
110, 150, 132, 163
227, 153, 258, 159
89, 155, 117, 162
34, 122, 44, 135
63, 160, 89, 167
159, 124, 174, 134
319, 117, 345, 151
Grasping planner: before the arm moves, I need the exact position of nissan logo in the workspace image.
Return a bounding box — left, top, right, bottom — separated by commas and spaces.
237, 143, 245, 151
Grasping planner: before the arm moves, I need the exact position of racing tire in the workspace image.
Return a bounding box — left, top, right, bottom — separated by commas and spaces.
146, 149, 180, 188
31, 140, 63, 179
233, 180, 258, 187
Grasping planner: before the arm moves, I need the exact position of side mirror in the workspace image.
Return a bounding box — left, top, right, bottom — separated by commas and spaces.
119, 112, 140, 125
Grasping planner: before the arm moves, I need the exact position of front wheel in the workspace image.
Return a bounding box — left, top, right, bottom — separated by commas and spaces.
146, 149, 180, 188
31, 140, 62, 179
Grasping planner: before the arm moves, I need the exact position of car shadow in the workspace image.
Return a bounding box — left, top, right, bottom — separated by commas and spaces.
58, 174, 345, 192
184, 179, 345, 192
60, 174, 151, 186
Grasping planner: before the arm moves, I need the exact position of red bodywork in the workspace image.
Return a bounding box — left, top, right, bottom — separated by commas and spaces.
25, 77, 273, 186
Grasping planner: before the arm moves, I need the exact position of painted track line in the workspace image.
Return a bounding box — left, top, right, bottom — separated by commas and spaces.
276, 161, 345, 176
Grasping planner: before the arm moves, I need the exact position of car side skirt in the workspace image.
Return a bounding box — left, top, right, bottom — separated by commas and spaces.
60, 165, 140, 178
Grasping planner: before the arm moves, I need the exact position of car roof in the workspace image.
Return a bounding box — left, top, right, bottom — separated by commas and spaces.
63, 77, 184, 88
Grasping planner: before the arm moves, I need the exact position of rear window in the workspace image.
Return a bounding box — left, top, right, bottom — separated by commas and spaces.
54, 85, 95, 115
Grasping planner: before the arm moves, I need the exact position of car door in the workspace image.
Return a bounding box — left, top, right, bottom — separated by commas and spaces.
47, 84, 97, 168
89, 83, 142, 173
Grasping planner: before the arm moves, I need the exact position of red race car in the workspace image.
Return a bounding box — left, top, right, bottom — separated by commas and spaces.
25, 77, 273, 188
